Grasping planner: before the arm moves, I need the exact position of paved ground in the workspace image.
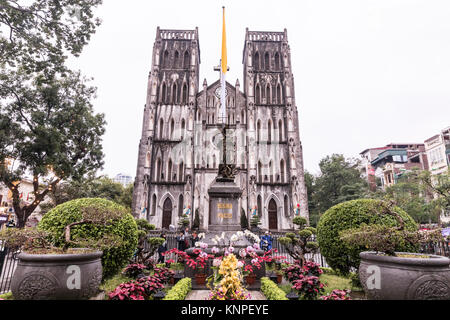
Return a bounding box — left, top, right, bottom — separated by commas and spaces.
185, 290, 266, 300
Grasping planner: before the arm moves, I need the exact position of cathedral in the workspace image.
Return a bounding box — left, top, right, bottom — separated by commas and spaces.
132, 27, 309, 231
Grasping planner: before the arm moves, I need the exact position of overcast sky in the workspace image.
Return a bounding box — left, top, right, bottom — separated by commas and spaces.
67, 0, 450, 178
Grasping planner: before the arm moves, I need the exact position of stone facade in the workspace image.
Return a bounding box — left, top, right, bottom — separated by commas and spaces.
132, 28, 309, 231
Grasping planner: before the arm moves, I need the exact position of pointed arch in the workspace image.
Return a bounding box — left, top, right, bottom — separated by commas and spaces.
184, 50, 190, 68
156, 158, 162, 182
179, 161, 184, 182
163, 50, 169, 68
277, 84, 282, 104
255, 84, 261, 104
269, 160, 273, 183
257, 195, 262, 218
182, 83, 188, 104
151, 194, 157, 216
162, 197, 173, 229
268, 198, 278, 230
145, 152, 151, 168
265, 52, 270, 70
279, 119, 283, 141
280, 159, 285, 183
266, 85, 271, 105
181, 119, 186, 140
159, 118, 164, 139
257, 120, 261, 141
170, 118, 175, 140
161, 83, 167, 103
268, 119, 272, 142
172, 83, 177, 104
168, 159, 173, 182
174, 50, 179, 68
254, 52, 260, 70
241, 110, 245, 124
275, 52, 280, 70
258, 161, 262, 182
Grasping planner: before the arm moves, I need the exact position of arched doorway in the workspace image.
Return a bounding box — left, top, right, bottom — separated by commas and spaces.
162, 198, 173, 229
268, 199, 278, 230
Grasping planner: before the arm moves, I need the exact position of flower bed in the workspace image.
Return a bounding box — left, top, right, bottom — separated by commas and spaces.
163, 278, 192, 300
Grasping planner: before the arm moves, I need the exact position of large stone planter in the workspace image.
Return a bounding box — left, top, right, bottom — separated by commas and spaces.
359, 251, 450, 300
11, 249, 103, 300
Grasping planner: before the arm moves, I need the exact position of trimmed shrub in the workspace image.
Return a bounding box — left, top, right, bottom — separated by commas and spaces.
317, 199, 418, 274
38, 198, 138, 280
163, 278, 192, 300
260, 277, 288, 300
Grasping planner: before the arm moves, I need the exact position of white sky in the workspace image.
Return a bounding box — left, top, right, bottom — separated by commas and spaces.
67, 0, 450, 178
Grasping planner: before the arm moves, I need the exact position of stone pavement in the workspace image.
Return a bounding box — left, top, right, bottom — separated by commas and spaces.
185, 290, 266, 300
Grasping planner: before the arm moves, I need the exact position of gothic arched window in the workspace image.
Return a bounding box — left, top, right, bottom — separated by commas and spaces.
182, 84, 188, 104
178, 194, 184, 217
156, 158, 162, 182
284, 194, 289, 217
159, 119, 164, 139
257, 120, 261, 141
170, 118, 175, 140
168, 159, 173, 181
265, 52, 270, 70
179, 161, 184, 182
277, 84, 282, 104
275, 52, 280, 70
172, 83, 177, 104
280, 159, 285, 183
266, 85, 270, 104
163, 50, 169, 68
174, 51, 179, 68
181, 119, 185, 140
184, 51, 190, 68
161, 83, 167, 103
255, 84, 260, 104
151, 194, 157, 216
257, 195, 262, 218
254, 52, 260, 70
258, 161, 262, 182
268, 120, 272, 142
279, 119, 283, 141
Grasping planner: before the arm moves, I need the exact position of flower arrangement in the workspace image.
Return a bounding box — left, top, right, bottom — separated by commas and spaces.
320, 289, 352, 300
302, 261, 323, 277
208, 254, 250, 300
291, 274, 325, 300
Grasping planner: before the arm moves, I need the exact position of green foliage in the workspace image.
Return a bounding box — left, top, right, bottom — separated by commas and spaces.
260, 277, 288, 300
293, 216, 307, 227
298, 229, 313, 238
250, 215, 261, 227
340, 224, 443, 256
278, 237, 292, 246
304, 155, 370, 226
285, 232, 296, 239
317, 199, 418, 274
100, 274, 133, 297
0, 292, 13, 300
305, 227, 317, 234
240, 208, 249, 229
178, 216, 190, 229
163, 278, 192, 300
38, 198, 138, 280
0, 69, 106, 227
42, 176, 134, 214
0, 0, 102, 73
148, 237, 165, 247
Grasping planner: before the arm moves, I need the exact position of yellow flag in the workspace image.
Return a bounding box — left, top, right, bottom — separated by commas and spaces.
221, 7, 227, 74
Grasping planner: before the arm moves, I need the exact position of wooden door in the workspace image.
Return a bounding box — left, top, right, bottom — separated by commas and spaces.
162, 198, 172, 229
268, 199, 278, 230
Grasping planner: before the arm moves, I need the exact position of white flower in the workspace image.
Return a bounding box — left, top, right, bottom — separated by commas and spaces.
237, 261, 244, 268
253, 243, 260, 250
212, 239, 218, 245
199, 242, 208, 249
237, 231, 244, 238
211, 247, 220, 254
213, 258, 222, 267
239, 249, 247, 258
228, 246, 235, 253
195, 242, 200, 247
230, 235, 238, 242
198, 233, 205, 239
251, 258, 259, 265
221, 232, 225, 239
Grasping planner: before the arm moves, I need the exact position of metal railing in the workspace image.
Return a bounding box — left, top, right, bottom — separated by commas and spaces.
0, 245, 19, 294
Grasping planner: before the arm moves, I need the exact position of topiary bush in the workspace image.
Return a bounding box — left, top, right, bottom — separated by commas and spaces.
163, 277, 192, 300
38, 198, 138, 280
316, 199, 418, 274
260, 277, 288, 300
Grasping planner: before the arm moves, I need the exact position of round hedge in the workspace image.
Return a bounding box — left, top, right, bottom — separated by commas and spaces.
316, 199, 418, 274
38, 198, 138, 280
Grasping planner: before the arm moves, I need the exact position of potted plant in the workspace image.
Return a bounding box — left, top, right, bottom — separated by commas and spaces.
341, 223, 450, 300
0, 206, 127, 300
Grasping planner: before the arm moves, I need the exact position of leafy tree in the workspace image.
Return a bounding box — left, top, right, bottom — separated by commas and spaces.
41, 175, 133, 213
419, 169, 450, 222
0, 0, 102, 73
0, 70, 105, 227
306, 154, 369, 226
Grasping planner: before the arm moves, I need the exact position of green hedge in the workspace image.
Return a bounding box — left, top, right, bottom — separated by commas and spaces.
317, 199, 418, 274
38, 198, 138, 280
260, 277, 288, 300
163, 278, 192, 300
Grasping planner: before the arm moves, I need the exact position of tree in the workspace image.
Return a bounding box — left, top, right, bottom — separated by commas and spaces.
419, 169, 450, 223
40, 175, 134, 213
0, 70, 105, 227
307, 154, 369, 226
0, 0, 102, 73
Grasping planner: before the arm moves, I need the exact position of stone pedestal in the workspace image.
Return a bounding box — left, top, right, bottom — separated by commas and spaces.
208, 180, 242, 232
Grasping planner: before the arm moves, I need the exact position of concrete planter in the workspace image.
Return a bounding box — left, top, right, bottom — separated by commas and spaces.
11, 249, 103, 300
359, 251, 450, 300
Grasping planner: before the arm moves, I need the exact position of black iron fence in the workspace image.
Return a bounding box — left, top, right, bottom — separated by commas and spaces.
420, 240, 450, 257
0, 245, 19, 294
